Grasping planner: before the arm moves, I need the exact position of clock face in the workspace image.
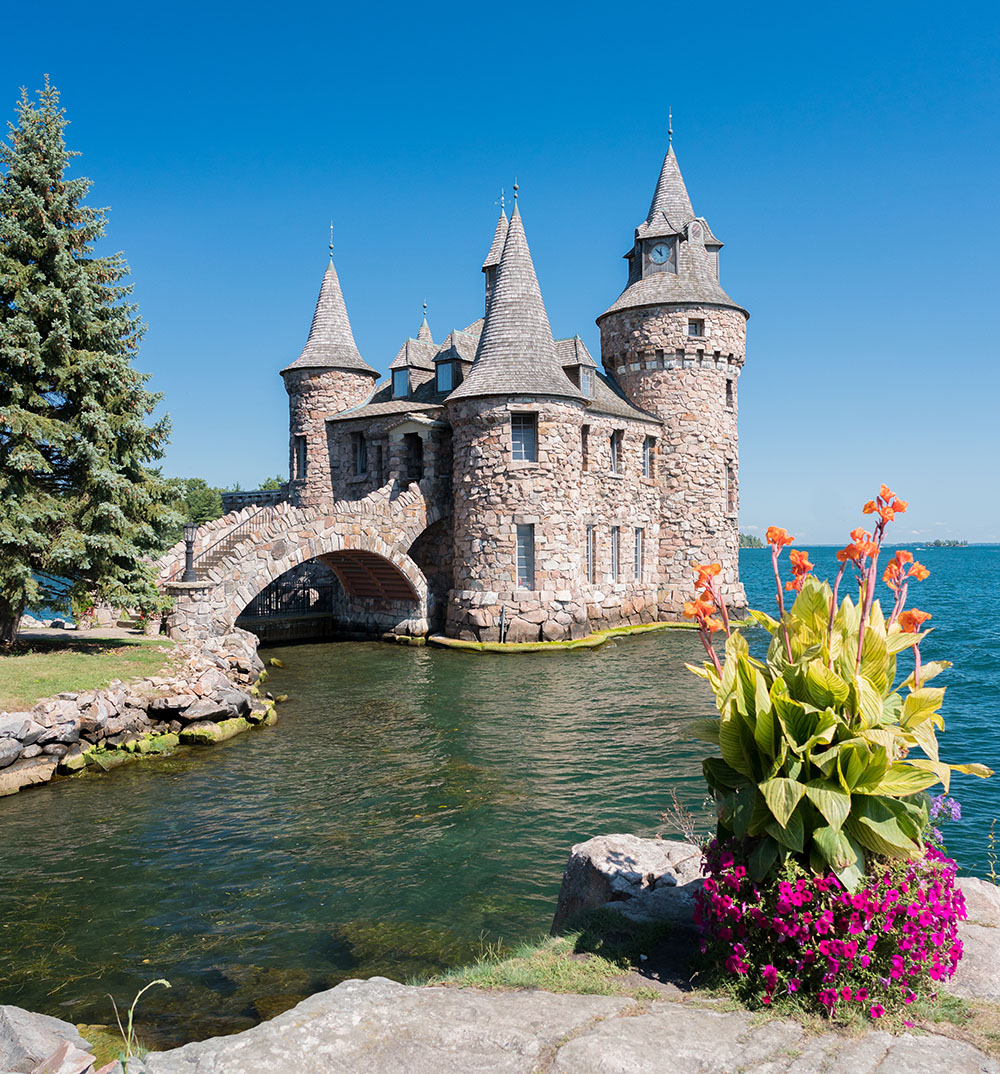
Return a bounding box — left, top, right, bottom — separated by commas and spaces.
649, 242, 671, 265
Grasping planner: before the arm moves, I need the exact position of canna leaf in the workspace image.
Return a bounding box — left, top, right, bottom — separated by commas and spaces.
766, 803, 805, 852
859, 627, 890, 693
886, 630, 921, 655
719, 713, 755, 779
868, 763, 942, 796
748, 837, 779, 881
703, 756, 753, 792
848, 795, 923, 857
951, 762, 995, 779
805, 661, 850, 709
687, 718, 721, 745
746, 609, 779, 634
759, 776, 807, 827
902, 688, 946, 728
812, 823, 859, 871
804, 780, 851, 831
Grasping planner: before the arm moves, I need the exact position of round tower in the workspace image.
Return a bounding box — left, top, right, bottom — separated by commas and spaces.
597, 138, 747, 612
280, 248, 379, 510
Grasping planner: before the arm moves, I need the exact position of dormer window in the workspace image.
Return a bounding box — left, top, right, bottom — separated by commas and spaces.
436, 361, 454, 393
688, 319, 705, 338
580, 368, 595, 397
392, 369, 410, 398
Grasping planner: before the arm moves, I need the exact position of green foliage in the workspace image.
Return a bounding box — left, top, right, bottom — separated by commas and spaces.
739, 533, 765, 548
259, 475, 285, 491
0, 80, 181, 643
690, 575, 991, 889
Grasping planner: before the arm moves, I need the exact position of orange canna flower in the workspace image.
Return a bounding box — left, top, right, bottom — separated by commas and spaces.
765, 526, 794, 549
898, 609, 932, 633
683, 598, 716, 621
785, 578, 805, 593
909, 562, 930, 581
704, 617, 725, 634
883, 563, 902, 591
692, 562, 722, 590
837, 544, 862, 563
789, 549, 813, 574
880, 484, 895, 502
863, 500, 877, 515
895, 550, 914, 565
892, 498, 908, 514
850, 528, 872, 545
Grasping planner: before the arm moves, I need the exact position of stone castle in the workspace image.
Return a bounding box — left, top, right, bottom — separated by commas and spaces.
270, 132, 748, 643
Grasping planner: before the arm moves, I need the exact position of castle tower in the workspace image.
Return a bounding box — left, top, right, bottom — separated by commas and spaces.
280, 249, 379, 509
597, 137, 748, 611
446, 201, 586, 641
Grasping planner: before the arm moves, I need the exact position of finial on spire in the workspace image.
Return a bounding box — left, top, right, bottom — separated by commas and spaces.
501, 187, 505, 211
423, 300, 428, 317
329, 220, 334, 258
513, 178, 518, 200
668, 107, 673, 146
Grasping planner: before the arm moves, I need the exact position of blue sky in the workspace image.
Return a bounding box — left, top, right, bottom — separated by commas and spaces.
5, 0, 999, 542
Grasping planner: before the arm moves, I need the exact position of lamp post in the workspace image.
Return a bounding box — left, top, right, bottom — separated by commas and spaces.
181, 522, 198, 582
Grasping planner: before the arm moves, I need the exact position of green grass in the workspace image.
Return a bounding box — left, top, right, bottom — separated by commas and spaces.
424, 909, 671, 1000
0, 636, 175, 710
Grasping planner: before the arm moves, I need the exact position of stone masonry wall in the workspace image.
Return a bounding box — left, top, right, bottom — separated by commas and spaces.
283, 368, 377, 510
446, 397, 661, 642
599, 304, 747, 612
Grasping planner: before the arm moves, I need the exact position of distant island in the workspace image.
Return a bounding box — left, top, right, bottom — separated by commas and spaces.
925, 539, 968, 547
739, 533, 765, 548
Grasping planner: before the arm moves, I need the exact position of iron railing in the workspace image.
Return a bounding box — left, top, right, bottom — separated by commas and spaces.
238, 581, 336, 619
166, 505, 280, 582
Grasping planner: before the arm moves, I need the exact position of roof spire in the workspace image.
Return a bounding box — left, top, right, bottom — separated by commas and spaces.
451, 202, 581, 402
417, 301, 433, 342
280, 246, 378, 376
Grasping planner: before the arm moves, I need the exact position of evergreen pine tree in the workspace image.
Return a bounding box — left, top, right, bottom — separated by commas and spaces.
0, 79, 180, 647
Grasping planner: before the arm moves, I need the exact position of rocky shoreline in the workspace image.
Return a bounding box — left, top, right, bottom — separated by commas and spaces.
3, 835, 999, 1073
0, 629, 275, 798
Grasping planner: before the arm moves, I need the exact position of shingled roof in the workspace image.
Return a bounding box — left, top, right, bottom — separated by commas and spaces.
481, 209, 508, 270
599, 145, 747, 321
281, 259, 378, 376
635, 145, 695, 240
448, 204, 582, 402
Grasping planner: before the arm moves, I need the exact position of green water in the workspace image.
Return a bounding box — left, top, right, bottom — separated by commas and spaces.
2, 545, 997, 1046
0, 630, 714, 1045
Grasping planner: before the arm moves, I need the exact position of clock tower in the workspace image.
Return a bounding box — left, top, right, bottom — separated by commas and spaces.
597, 135, 748, 613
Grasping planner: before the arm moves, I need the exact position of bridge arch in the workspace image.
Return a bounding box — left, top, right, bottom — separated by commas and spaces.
164, 491, 444, 640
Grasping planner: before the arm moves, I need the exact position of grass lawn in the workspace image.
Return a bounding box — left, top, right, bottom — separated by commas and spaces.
0, 635, 175, 711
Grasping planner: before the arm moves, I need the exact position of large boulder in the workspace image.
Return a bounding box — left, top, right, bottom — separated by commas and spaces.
0, 756, 59, 797
551, 835, 704, 933
0, 1004, 93, 1073
949, 876, 1000, 1003
0, 738, 22, 770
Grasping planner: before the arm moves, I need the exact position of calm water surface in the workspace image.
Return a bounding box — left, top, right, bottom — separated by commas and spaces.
1, 547, 997, 1044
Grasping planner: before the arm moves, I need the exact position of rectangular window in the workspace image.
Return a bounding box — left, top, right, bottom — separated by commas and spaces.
392, 369, 409, 398
586, 525, 595, 584
726, 379, 734, 409
727, 460, 736, 514
352, 431, 367, 476
516, 524, 535, 589
611, 526, 620, 581
294, 435, 307, 480
610, 430, 622, 474
581, 425, 590, 471
375, 444, 384, 484
634, 527, 644, 580
511, 412, 538, 462
688, 319, 704, 337
581, 368, 595, 397
436, 362, 453, 392
642, 436, 655, 478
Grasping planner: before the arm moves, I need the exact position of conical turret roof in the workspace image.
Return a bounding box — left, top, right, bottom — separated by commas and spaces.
281, 258, 378, 375
636, 145, 695, 238
481, 208, 509, 270
449, 204, 581, 402
417, 314, 433, 342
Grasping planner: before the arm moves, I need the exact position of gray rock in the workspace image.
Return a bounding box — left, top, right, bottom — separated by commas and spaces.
37, 722, 80, 747
0, 739, 22, 770
959, 876, 1000, 925
20, 745, 42, 759
0, 717, 43, 745
117, 978, 629, 1074
551, 834, 704, 932
0, 757, 58, 797
946, 877, 1000, 1003
0, 1005, 92, 1073
175, 698, 236, 724
551, 1001, 1000, 1073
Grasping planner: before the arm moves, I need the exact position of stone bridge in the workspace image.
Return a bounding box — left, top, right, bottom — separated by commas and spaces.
158, 483, 448, 641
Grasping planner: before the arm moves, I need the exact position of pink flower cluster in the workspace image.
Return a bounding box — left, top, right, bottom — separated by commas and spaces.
693, 838, 966, 1019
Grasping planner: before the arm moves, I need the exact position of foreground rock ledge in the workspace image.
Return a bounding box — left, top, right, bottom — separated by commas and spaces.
111, 977, 998, 1074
